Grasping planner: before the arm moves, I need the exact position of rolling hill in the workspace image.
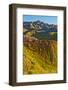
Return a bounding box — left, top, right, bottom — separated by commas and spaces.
23, 37, 57, 74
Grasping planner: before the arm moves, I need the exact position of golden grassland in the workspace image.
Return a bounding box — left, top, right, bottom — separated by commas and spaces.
23, 40, 57, 75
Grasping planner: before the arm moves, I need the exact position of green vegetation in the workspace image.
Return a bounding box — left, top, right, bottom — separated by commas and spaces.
32, 32, 57, 40
24, 28, 57, 41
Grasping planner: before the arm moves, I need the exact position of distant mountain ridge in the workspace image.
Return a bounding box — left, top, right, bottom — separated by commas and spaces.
23, 20, 57, 32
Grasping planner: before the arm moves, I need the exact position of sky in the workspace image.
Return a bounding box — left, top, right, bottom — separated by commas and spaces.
23, 15, 57, 25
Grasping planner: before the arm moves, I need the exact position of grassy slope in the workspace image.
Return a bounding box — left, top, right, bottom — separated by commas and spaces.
32, 32, 57, 40
23, 41, 57, 75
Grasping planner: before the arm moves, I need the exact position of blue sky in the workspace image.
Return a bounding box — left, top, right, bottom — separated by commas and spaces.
23, 15, 57, 25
